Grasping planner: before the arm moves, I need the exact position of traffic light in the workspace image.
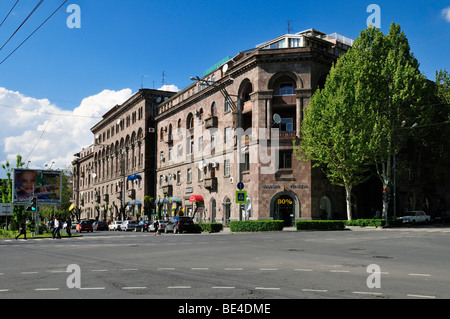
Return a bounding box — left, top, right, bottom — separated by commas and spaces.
31, 196, 37, 211
382, 189, 387, 202
26, 196, 37, 212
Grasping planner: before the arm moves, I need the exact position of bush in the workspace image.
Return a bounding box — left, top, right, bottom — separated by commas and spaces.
229, 220, 284, 232
344, 219, 386, 228
295, 220, 346, 231
196, 223, 223, 233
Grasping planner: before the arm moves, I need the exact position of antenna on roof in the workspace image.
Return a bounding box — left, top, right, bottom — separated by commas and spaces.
287, 20, 294, 34
162, 71, 166, 86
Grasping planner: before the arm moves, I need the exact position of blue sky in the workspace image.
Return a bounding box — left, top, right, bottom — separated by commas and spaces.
0, 0, 449, 175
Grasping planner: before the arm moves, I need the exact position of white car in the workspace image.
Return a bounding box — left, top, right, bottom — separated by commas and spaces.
398, 211, 431, 224
109, 221, 122, 231
121, 220, 138, 231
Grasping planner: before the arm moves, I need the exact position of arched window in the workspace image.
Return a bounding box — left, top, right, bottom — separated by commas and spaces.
211, 102, 217, 116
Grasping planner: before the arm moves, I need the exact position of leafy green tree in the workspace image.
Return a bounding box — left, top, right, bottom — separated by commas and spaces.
294, 27, 384, 220
295, 23, 428, 219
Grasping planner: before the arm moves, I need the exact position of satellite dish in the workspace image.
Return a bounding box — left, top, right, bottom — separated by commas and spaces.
222, 63, 229, 74
273, 113, 281, 124
164, 97, 169, 101
116, 119, 121, 125
156, 97, 162, 103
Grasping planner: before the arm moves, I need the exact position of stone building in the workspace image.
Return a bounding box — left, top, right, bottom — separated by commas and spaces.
155, 29, 354, 225
72, 89, 175, 221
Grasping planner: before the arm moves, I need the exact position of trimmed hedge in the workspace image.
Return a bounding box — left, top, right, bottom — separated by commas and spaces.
344, 219, 386, 228
295, 220, 346, 231
196, 223, 223, 233
229, 220, 284, 232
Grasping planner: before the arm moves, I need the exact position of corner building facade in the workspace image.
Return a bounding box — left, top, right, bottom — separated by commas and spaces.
155, 29, 354, 225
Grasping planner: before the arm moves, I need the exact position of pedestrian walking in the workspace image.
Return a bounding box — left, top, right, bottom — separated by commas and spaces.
52, 216, 61, 239
66, 217, 72, 237
15, 221, 27, 240
153, 217, 159, 236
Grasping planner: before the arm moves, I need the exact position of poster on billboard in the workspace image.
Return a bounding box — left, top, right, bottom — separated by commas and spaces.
13, 169, 62, 205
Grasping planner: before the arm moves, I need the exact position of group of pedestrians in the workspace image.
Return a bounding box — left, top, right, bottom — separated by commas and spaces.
15, 215, 73, 240
50, 216, 73, 239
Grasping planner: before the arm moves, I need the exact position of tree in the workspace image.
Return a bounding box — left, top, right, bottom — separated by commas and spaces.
294, 23, 428, 220
1, 155, 28, 229
294, 27, 384, 220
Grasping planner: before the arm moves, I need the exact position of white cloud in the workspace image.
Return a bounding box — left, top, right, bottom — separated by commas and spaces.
159, 84, 180, 92
442, 7, 450, 22
0, 87, 133, 175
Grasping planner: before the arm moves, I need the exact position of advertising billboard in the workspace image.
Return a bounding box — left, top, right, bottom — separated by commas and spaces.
13, 169, 62, 205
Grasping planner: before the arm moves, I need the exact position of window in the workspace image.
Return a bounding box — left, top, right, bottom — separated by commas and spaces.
290, 38, 301, 47
187, 168, 192, 183
211, 102, 217, 116
225, 97, 231, 113
168, 148, 172, 162
279, 150, 292, 169
198, 167, 203, 181
211, 134, 216, 150
189, 136, 194, 154
224, 159, 230, 177
279, 83, 294, 95
280, 118, 294, 132
177, 171, 181, 184
224, 127, 231, 144
160, 151, 164, 163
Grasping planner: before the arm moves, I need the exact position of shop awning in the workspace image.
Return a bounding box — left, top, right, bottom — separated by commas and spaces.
189, 195, 204, 202
155, 198, 170, 204
127, 174, 142, 181
169, 197, 182, 203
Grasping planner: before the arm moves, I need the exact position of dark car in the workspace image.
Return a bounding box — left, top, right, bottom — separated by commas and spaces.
92, 221, 108, 231
164, 216, 195, 234
135, 220, 150, 232
76, 220, 93, 233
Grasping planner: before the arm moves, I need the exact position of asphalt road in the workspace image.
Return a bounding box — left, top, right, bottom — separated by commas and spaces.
1, 225, 450, 300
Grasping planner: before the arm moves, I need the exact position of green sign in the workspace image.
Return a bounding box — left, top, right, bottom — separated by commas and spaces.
236, 191, 247, 204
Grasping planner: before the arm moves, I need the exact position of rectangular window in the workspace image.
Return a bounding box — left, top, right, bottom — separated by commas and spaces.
279, 150, 293, 169
280, 118, 294, 132
279, 83, 294, 95
187, 168, 192, 183
177, 170, 181, 184
224, 159, 230, 177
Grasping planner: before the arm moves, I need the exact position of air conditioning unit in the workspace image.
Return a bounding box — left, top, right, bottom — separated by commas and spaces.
229, 177, 233, 184
211, 162, 218, 168
149, 127, 155, 133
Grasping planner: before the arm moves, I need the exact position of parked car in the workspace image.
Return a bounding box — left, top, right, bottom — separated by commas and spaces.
149, 220, 166, 232
63, 221, 78, 229
92, 221, 108, 231
121, 220, 138, 231
434, 211, 450, 223
398, 211, 431, 224
164, 216, 195, 234
76, 220, 93, 233
109, 221, 122, 231
135, 220, 150, 232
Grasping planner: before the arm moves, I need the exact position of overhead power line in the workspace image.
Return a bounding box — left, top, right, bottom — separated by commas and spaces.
0, 0, 44, 53
0, 0, 68, 66
0, 0, 20, 29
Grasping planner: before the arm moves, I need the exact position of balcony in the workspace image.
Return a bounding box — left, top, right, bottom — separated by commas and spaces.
204, 116, 218, 129
162, 185, 173, 197
204, 177, 217, 189
243, 100, 252, 113
272, 95, 296, 106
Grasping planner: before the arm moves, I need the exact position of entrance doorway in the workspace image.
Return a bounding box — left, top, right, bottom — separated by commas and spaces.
274, 194, 295, 226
